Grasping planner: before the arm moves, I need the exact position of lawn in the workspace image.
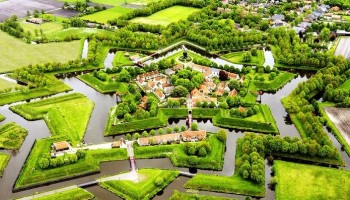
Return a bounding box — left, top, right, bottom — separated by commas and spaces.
131, 6, 200, 26
0, 122, 28, 150
274, 160, 350, 200
99, 169, 179, 200
0, 153, 10, 177
81, 6, 133, 24
0, 77, 21, 91
19, 20, 64, 36
247, 71, 296, 92
0, 31, 80, 73
221, 50, 265, 65
27, 187, 94, 200
337, 78, 350, 90
112, 51, 134, 66
10, 93, 94, 144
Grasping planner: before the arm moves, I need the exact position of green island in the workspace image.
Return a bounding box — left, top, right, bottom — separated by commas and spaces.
1, 0, 350, 199
0, 122, 28, 150
99, 169, 179, 200
0, 153, 10, 177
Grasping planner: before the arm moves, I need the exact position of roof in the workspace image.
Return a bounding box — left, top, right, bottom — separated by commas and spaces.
148, 80, 156, 88
155, 89, 165, 99
53, 141, 70, 151
137, 138, 149, 146
165, 68, 175, 75
138, 133, 180, 145
215, 89, 224, 96
229, 89, 238, 97
181, 130, 206, 140
191, 88, 202, 97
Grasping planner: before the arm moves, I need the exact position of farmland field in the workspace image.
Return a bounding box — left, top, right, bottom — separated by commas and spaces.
130, 6, 200, 26
81, 6, 133, 24
275, 160, 350, 200
0, 31, 80, 72
334, 37, 350, 59
19, 20, 63, 35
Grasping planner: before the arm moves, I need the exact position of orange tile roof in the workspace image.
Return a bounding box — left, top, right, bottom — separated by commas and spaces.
53, 141, 70, 151
180, 130, 206, 141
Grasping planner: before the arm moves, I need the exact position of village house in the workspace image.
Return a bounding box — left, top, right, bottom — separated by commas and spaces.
129, 54, 140, 61
162, 83, 174, 95
180, 130, 207, 142
136, 71, 159, 81
225, 71, 239, 80
215, 88, 225, 97
111, 138, 126, 148
137, 133, 181, 146
52, 141, 71, 152
155, 89, 165, 100
229, 89, 238, 97
138, 96, 148, 109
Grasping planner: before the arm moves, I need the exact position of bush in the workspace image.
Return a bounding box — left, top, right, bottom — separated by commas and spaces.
216, 129, 227, 142
154, 177, 164, 186
188, 156, 199, 165
191, 123, 198, 131
76, 150, 85, 158
198, 147, 207, 157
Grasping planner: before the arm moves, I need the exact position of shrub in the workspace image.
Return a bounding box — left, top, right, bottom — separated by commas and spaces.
198, 147, 207, 157
76, 150, 85, 158
154, 177, 164, 186
166, 127, 172, 134
216, 129, 227, 142
191, 123, 198, 131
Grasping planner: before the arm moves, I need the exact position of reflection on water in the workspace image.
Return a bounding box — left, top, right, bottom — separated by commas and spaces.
81, 39, 89, 59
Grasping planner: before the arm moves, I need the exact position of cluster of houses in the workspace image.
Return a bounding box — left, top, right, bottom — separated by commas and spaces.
136, 71, 173, 100
137, 130, 207, 146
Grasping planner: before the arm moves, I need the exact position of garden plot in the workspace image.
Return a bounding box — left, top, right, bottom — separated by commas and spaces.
324, 106, 350, 145
334, 37, 350, 59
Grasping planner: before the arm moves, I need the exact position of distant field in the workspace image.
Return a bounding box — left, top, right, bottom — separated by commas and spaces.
131, 6, 200, 26
19, 20, 63, 35
334, 37, 350, 59
81, 6, 132, 24
275, 160, 350, 200
60, 0, 156, 6
0, 31, 80, 73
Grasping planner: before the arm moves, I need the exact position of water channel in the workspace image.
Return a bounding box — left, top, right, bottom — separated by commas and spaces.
1, 43, 350, 200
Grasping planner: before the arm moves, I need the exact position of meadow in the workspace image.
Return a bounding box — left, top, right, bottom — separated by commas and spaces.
131, 6, 200, 26
0, 31, 80, 72
275, 160, 350, 200
0, 122, 28, 150
0, 78, 20, 91
81, 6, 133, 24
221, 50, 265, 65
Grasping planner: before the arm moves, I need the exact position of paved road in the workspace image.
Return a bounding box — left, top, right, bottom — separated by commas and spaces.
0, 0, 63, 21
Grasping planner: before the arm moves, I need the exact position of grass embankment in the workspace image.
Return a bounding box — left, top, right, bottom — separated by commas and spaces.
252, 72, 296, 92
78, 73, 128, 93
19, 20, 63, 36
99, 169, 179, 200
169, 191, 236, 200
317, 102, 350, 156
0, 78, 21, 91
10, 93, 94, 144
24, 187, 94, 200
163, 49, 207, 64
0, 114, 5, 122
81, 6, 133, 24
213, 104, 278, 134
337, 78, 350, 90
159, 108, 188, 118
14, 135, 128, 190
221, 50, 265, 65
274, 160, 350, 200
0, 153, 10, 177
0, 122, 28, 150
134, 134, 225, 170
0, 30, 80, 73
131, 6, 200, 26
44, 27, 114, 41
0, 79, 71, 106
184, 135, 265, 197
192, 108, 220, 118
104, 108, 168, 136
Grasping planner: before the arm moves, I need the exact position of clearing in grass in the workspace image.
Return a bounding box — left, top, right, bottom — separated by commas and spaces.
81, 6, 133, 24
99, 169, 179, 200
131, 6, 200, 26
274, 160, 350, 200
0, 31, 80, 73
0, 122, 28, 150
10, 93, 94, 144
0, 153, 10, 177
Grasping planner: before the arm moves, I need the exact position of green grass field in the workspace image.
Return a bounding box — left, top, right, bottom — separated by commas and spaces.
131, 6, 200, 26
81, 6, 133, 24
112, 51, 134, 66
169, 191, 236, 200
275, 160, 350, 200
0, 77, 21, 91
0, 31, 80, 73
99, 169, 179, 200
19, 20, 64, 36
60, 0, 157, 6
0, 122, 28, 150
221, 50, 265, 65
27, 187, 94, 200
0, 153, 10, 177
78, 73, 128, 93
10, 93, 94, 144
343, 15, 350, 22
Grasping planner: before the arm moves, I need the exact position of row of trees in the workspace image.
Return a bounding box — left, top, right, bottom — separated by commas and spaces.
39, 150, 85, 169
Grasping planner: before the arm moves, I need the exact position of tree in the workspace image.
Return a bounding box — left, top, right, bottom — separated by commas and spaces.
198, 147, 207, 157
188, 147, 196, 155
118, 69, 131, 82
134, 133, 140, 140
174, 126, 179, 133
228, 79, 240, 90
39, 158, 50, 169
191, 122, 199, 131
181, 125, 187, 131
126, 133, 132, 140
171, 85, 189, 97
219, 70, 228, 81
242, 51, 252, 62
142, 131, 148, 137
76, 150, 85, 158
320, 27, 330, 42
166, 127, 172, 134
216, 129, 227, 142
158, 128, 164, 134
150, 129, 156, 136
